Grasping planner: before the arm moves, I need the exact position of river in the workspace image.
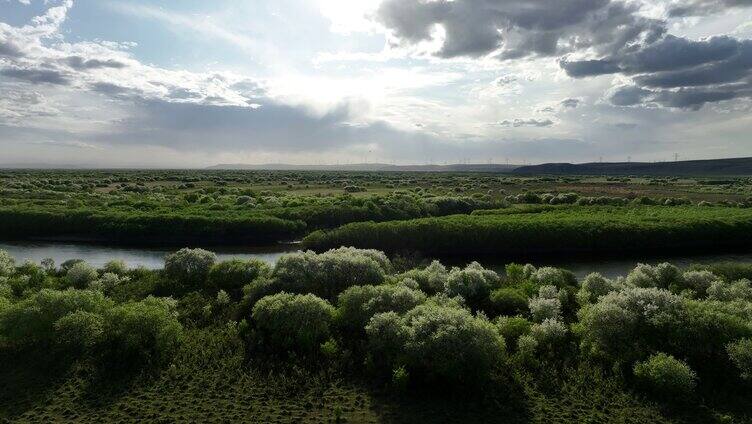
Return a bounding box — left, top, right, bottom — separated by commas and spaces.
4, 240, 752, 279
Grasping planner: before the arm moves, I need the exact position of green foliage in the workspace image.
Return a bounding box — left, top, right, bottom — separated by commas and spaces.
336, 284, 426, 332
207, 259, 269, 295
304, 206, 752, 255
102, 260, 128, 275
0, 288, 113, 345
66, 261, 98, 289
54, 310, 105, 351
250, 293, 335, 355
272, 248, 389, 301
103, 296, 183, 366
444, 262, 499, 309
727, 339, 752, 380
397, 260, 448, 295
366, 302, 505, 385
0, 250, 14, 278
496, 316, 532, 351
633, 353, 697, 399
577, 273, 621, 305
489, 287, 529, 316
163, 248, 217, 290
707, 279, 752, 301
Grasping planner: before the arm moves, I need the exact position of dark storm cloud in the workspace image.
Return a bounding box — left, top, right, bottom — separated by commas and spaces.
377, 0, 664, 59
668, 0, 752, 17
562, 36, 748, 78
0, 66, 69, 85
564, 35, 752, 109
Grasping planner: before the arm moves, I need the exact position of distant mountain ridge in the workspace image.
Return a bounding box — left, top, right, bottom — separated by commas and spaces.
207, 163, 521, 172
513, 157, 752, 176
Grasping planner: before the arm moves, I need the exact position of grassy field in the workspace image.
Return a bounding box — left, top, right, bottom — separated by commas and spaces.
2, 170, 751, 245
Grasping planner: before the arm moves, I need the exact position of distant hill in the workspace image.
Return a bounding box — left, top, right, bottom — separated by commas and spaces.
208, 163, 521, 173
513, 157, 752, 176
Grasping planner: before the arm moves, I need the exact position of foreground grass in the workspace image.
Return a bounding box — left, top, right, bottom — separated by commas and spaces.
0, 326, 716, 424
304, 205, 752, 255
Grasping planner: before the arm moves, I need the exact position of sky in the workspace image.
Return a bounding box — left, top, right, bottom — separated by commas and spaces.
1, 0, 752, 167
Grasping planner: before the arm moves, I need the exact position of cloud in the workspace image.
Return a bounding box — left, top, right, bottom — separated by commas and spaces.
499, 118, 555, 128
377, 0, 665, 60
667, 0, 752, 17
564, 35, 752, 109
560, 98, 582, 108
0, 66, 70, 84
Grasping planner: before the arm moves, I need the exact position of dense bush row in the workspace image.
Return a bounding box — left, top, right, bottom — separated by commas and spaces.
303, 206, 752, 255
3, 246, 752, 405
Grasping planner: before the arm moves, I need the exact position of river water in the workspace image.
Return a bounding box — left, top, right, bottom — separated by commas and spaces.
4, 241, 752, 279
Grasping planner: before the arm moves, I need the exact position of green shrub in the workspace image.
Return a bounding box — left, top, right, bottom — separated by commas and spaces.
530, 267, 576, 289
251, 293, 335, 354
528, 286, 562, 323
65, 262, 99, 289
444, 262, 499, 308
398, 260, 448, 295
0, 250, 14, 277
207, 259, 269, 295
577, 287, 684, 362
102, 260, 128, 275
577, 273, 621, 305
54, 310, 105, 352
727, 339, 752, 380
0, 289, 113, 345
366, 302, 505, 385
707, 279, 752, 301
496, 316, 532, 351
104, 297, 183, 365
272, 249, 388, 301
489, 288, 528, 316
336, 284, 426, 332
163, 248, 217, 289
633, 353, 697, 399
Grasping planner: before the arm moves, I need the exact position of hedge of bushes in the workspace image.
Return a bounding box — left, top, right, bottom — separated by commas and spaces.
302, 206, 752, 255
3, 246, 752, 402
